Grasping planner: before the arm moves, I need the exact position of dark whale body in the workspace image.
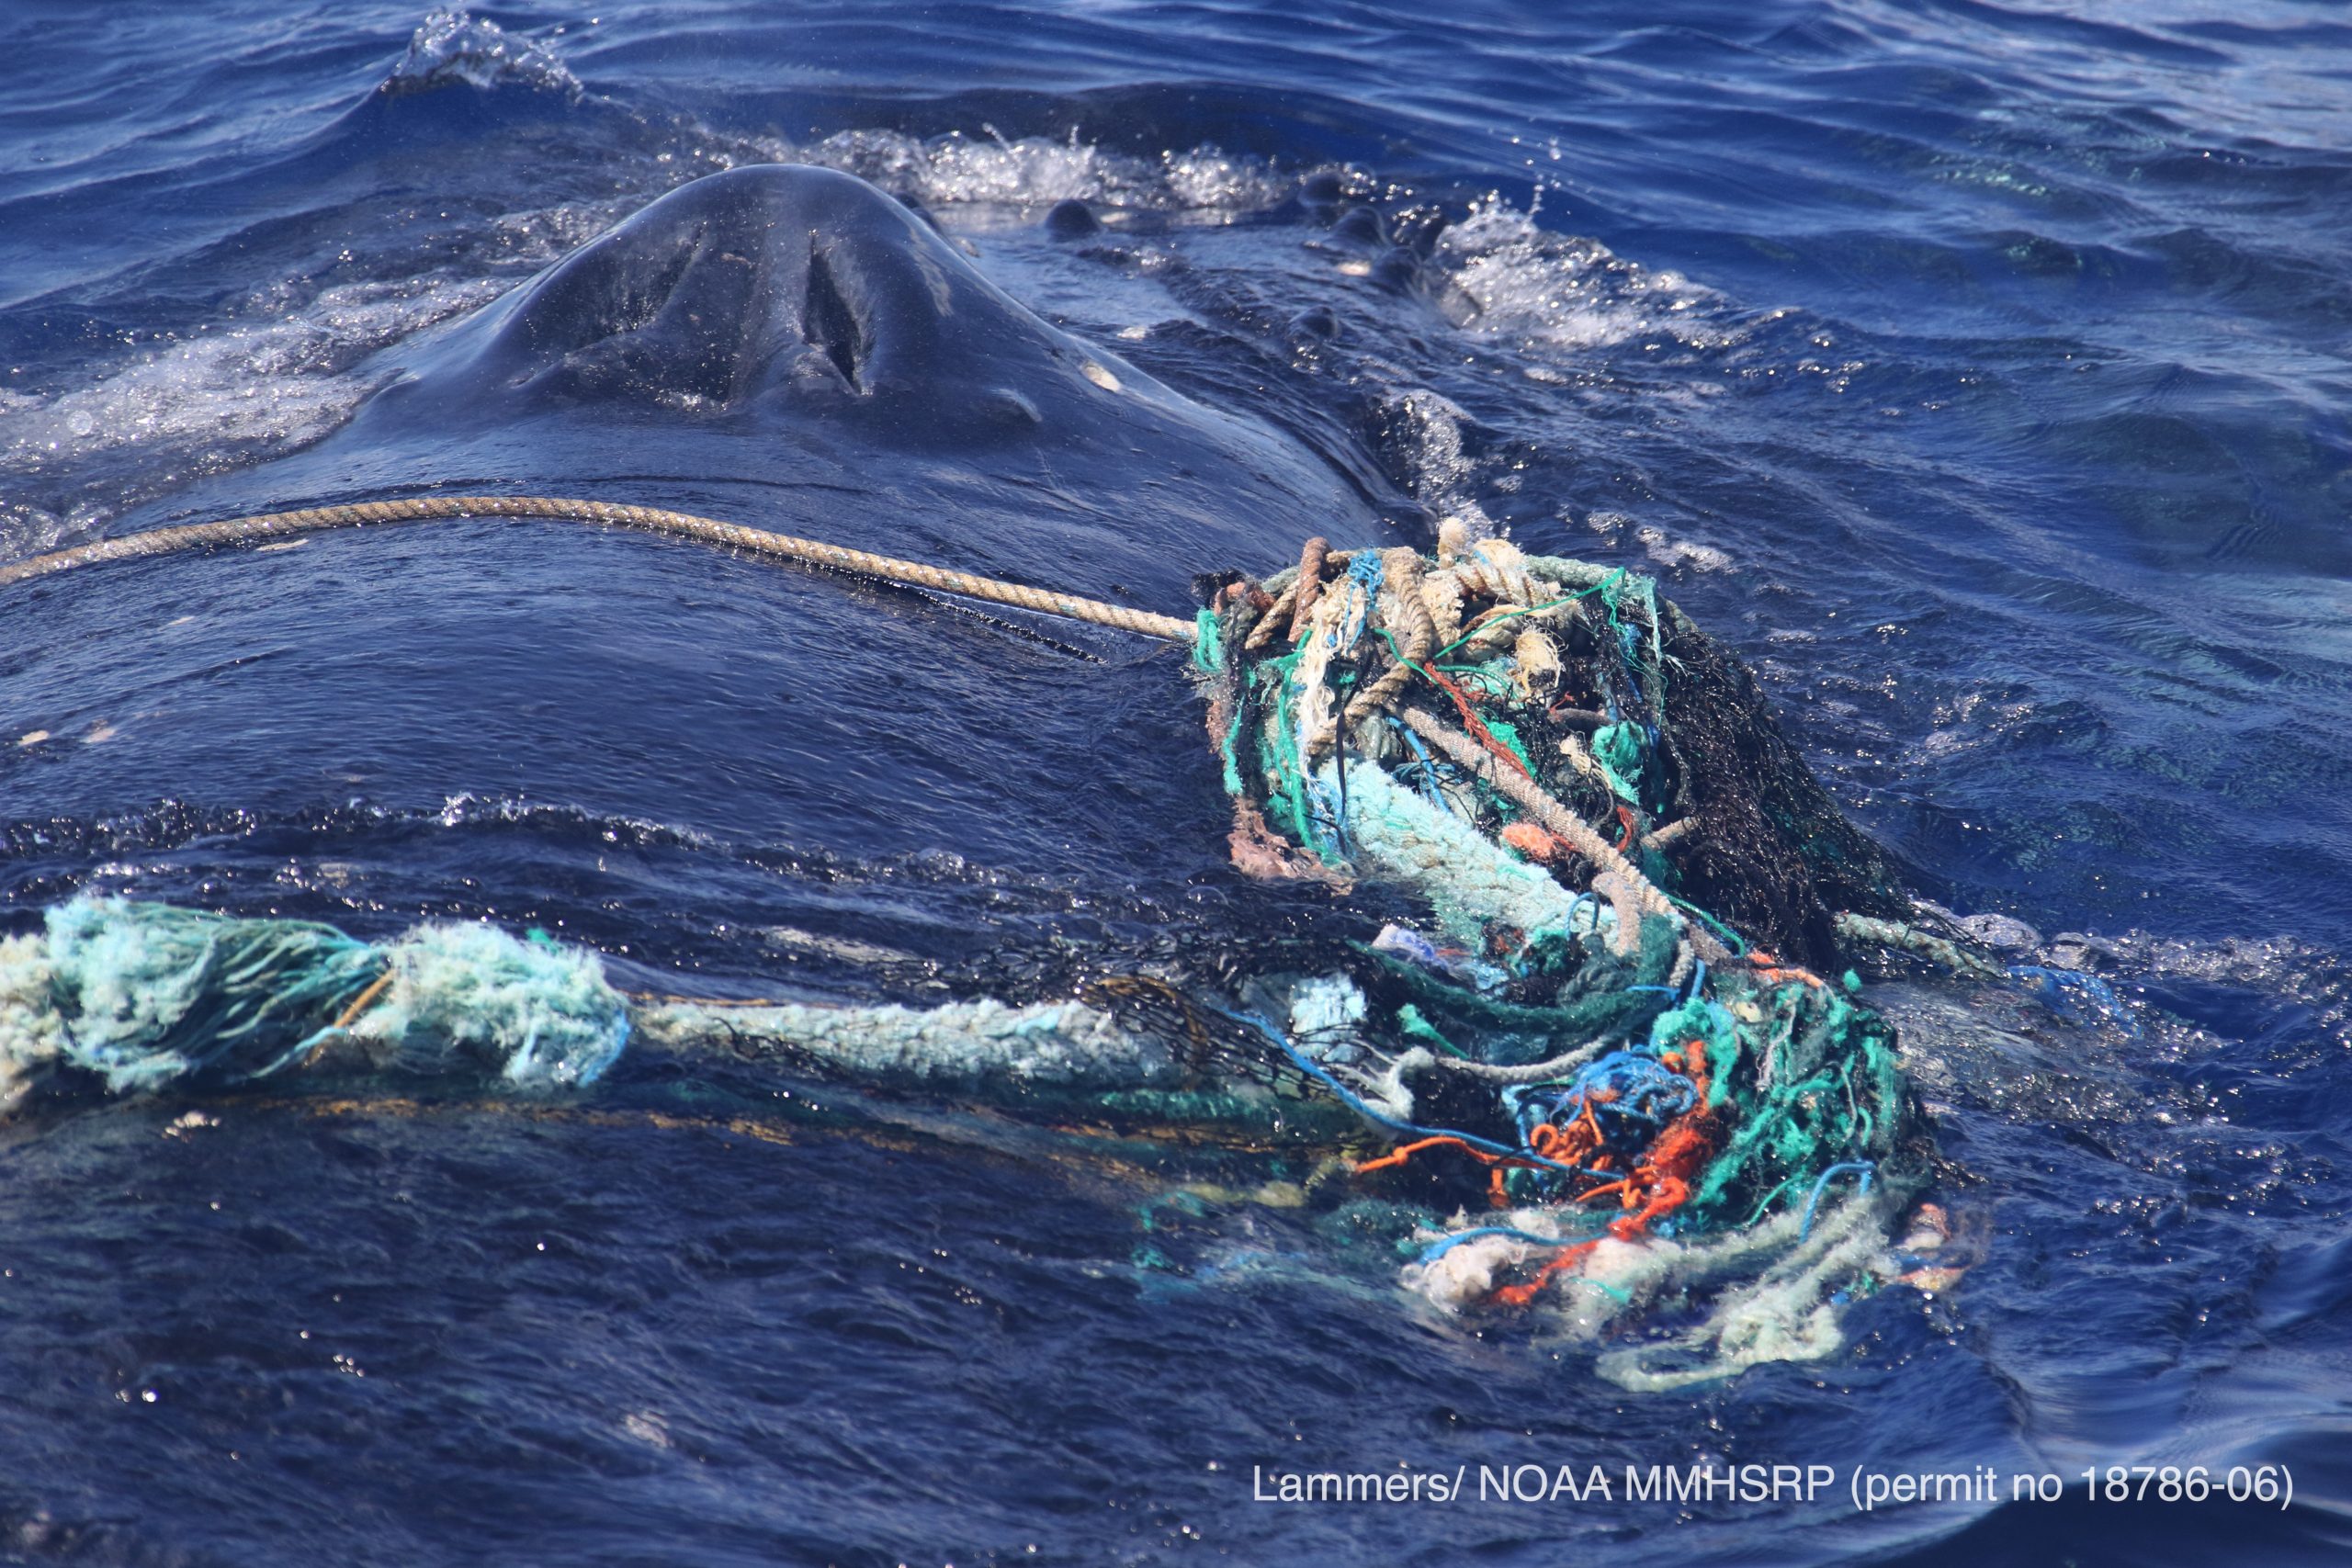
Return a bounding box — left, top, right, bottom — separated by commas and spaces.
5, 164, 1385, 905
6, 161, 1903, 1128
258, 163, 1382, 608
370, 166, 1151, 439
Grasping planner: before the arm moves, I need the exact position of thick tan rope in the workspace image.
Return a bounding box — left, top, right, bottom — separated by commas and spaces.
6, 506, 1730, 952
1343, 547, 1433, 726
0, 494, 1196, 641
1430, 1036, 1612, 1084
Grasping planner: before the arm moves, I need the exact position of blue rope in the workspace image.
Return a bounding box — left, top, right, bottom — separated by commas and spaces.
1390, 717, 1451, 812
1414, 1225, 1592, 1264
2007, 964, 2139, 1037
1505, 1051, 1697, 1158
1562, 891, 1600, 937
1214, 1007, 1588, 1177
1798, 1161, 1876, 1241
1304, 776, 1349, 857
1333, 550, 1385, 649
1575, 1050, 1697, 1122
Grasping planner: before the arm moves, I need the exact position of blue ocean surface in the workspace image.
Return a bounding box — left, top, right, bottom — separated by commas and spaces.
2, 2, 2349, 1562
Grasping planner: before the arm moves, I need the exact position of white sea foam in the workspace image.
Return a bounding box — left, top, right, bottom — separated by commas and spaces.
1637, 525, 1735, 573
0, 276, 501, 538
1434, 196, 1733, 353
384, 7, 580, 97
783, 127, 1291, 214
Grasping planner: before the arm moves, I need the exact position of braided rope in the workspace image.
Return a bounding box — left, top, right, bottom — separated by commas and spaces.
1344, 547, 1434, 725
1246, 577, 1299, 650
1396, 704, 1733, 965
1285, 535, 1332, 643
1430, 1037, 1612, 1085
1832, 912, 2002, 978
0, 495, 1196, 641
1246, 534, 1322, 651
1646, 816, 1696, 852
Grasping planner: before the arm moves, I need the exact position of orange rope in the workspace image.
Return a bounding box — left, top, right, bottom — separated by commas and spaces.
1419, 664, 1535, 782
1660, 1036, 1712, 1100
1499, 821, 1569, 863
1487, 1107, 1722, 1306
1747, 951, 1827, 989
1605, 1116, 1715, 1242
1491, 1238, 1602, 1307
1361, 1039, 1728, 1311
1527, 1100, 1604, 1167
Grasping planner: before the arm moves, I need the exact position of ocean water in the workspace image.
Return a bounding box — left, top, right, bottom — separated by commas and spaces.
2, 3, 2349, 1563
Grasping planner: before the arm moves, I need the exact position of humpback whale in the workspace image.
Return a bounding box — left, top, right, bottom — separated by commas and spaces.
4, 165, 1390, 879
211, 163, 1387, 609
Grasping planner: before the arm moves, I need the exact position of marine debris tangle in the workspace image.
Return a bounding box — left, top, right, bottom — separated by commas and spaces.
0, 527, 1998, 1389
1183, 525, 1953, 1387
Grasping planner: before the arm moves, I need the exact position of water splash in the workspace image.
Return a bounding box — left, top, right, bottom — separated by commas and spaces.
792, 126, 1291, 214
0, 276, 501, 541
1436, 195, 1733, 352
382, 7, 581, 98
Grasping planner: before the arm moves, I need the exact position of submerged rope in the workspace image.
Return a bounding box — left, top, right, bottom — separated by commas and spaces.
0, 495, 1196, 641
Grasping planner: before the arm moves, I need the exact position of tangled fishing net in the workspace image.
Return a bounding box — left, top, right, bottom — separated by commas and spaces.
1181, 524, 1949, 1387
0, 525, 1984, 1389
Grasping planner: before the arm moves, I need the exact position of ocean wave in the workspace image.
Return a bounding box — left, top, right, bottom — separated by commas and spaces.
1435, 195, 1735, 353
381, 7, 581, 99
